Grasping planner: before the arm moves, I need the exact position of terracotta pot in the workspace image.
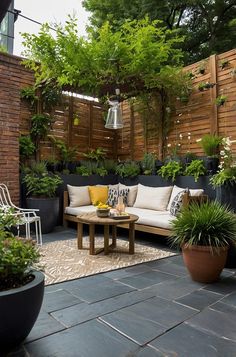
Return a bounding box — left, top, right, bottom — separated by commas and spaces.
182, 244, 229, 283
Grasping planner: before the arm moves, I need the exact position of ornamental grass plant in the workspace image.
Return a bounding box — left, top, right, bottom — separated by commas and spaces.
170, 200, 236, 252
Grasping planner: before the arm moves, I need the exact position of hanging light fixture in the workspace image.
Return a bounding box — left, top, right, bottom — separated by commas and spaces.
105, 88, 123, 129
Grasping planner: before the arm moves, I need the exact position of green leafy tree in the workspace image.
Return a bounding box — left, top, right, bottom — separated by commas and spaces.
83, 0, 236, 64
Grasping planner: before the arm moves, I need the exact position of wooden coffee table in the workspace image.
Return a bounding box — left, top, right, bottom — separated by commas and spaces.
76, 212, 139, 255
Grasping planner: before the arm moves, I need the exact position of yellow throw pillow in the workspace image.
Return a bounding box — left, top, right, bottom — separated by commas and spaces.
88, 186, 108, 205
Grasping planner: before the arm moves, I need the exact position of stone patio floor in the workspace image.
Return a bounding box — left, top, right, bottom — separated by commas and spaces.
5, 228, 236, 357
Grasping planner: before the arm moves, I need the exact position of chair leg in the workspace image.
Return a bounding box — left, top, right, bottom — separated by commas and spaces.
38, 219, 43, 245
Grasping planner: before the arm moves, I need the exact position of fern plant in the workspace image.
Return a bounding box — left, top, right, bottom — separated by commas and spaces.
199, 134, 222, 157
184, 159, 206, 182
158, 161, 182, 182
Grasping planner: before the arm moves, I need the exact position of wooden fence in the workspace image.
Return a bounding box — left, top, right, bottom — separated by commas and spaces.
117, 49, 236, 160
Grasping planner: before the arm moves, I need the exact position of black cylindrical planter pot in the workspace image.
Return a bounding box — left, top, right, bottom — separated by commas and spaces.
0, 271, 44, 350
26, 197, 60, 233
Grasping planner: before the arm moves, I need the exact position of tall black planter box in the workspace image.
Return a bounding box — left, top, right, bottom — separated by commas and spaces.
216, 184, 236, 268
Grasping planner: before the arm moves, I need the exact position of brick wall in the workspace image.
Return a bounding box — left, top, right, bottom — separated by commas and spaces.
0, 53, 34, 203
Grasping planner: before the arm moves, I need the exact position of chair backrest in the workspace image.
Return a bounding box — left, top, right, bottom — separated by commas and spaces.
0, 183, 14, 207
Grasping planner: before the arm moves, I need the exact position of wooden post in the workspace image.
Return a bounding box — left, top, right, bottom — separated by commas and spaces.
209, 54, 218, 135
130, 103, 135, 160
68, 95, 73, 147
88, 102, 93, 148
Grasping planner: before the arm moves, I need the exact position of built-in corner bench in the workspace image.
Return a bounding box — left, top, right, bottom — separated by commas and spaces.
63, 184, 208, 239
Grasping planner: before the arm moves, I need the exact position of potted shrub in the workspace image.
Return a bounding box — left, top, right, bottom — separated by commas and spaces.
199, 134, 222, 174
0, 207, 44, 350
184, 159, 206, 182
169, 200, 236, 283
158, 160, 182, 182
23, 164, 63, 233
140, 152, 156, 175
116, 161, 141, 178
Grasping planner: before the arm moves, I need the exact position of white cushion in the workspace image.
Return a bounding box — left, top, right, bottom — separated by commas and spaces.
189, 188, 204, 196
133, 184, 173, 211
167, 185, 187, 210
65, 205, 95, 215
67, 185, 91, 207
119, 183, 138, 206
126, 207, 175, 229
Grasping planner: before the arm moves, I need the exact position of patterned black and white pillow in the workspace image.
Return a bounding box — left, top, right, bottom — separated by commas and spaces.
170, 189, 188, 217
119, 188, 129, 206
107, 188, 119, 207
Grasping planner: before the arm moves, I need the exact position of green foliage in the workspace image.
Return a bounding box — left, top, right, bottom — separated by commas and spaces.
215, 95, 227, 106
210, 167, 236, 188
41, 83, 62, 110
83, 147, 107, 161
200, 134, 222, 158
102, 159, 117, 173
19, 136, 35, 158
30, 114, 52, 140
116, 161, 140, 178
75, 165, 92, 176
158, 161, 182, 182
184, 159, 206, 182
50, 137, 78, 163
0, 235, 40, 291
23, 173, 62, 198
141, 152, 156, 175
20, 86, 38, 107
30, 161, 48, 175
21, 17, 184, 98
169, 201, 236, 251
198, 82, 215, 91
94, 167, 108, 177
0, 207, 41, 291
83, 0, 236, 64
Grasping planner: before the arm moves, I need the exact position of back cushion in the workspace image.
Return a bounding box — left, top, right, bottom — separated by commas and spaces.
189, 189, 204, 196
88, 186, 108, 205
67, 185, 91, 207
167, 185, 187, 211
133, 184, 173, 211
119, 184, 138, 206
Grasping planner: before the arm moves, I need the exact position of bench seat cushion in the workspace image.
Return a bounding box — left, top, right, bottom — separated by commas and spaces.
125, 207, 176, 230
65, 205, 96, 215
65, 206, 176, 230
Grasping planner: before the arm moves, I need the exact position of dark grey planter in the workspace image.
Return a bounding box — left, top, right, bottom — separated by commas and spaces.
26, 197, 59, 233
215, 185, 236, 212
0, 270, 44, 350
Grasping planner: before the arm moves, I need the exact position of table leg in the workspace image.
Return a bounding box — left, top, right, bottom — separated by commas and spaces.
104, 225, 109, 255
129, 222, 135, 254
89, 224, 95, 255
112, 225, 117, 248
77, 222, 83, 249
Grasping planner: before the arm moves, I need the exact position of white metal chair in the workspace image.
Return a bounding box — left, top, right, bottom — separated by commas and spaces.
0, 183, 42, 245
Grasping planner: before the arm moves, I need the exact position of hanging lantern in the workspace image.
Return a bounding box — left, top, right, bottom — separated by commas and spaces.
105, 88, 123, 129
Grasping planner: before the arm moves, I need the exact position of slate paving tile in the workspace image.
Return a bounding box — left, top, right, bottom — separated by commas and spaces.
117, 270, 175, 289
149, 322, 236, 357
49, 274, 112, 292
175, 289, 223, 310
203, 276, 236, 295
143, 258, 173, 269
144, 276, 204, 300
51, 289, 156, 327
210, 300, 236, 314
25, 319, 139, 357
135, 346, 166, 356
153, 262, 188, 277
103, 263, 153, 279
185, 306, 236, 342
42, 289, 83, 312
216, 291, 236, 308
26, 311, 66, 342
100, 296, 197, 345
69, 279, 135, 303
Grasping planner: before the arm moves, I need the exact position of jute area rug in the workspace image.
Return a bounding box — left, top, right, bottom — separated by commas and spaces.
39, 237, 176, 285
